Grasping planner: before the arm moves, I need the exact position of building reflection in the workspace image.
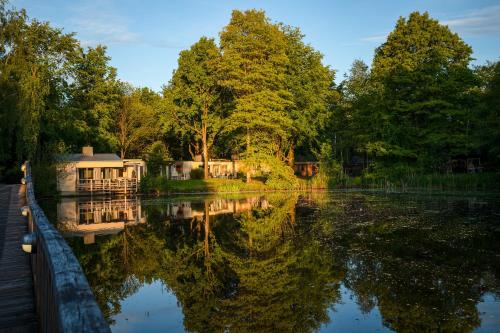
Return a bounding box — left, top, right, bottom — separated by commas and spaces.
169, 197, 269, 221
58, 196, 270, 244
57, 197, 146, 244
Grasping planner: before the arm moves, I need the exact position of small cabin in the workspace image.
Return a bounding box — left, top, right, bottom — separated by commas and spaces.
165, 160, 241, 180
56, 146, 146, 195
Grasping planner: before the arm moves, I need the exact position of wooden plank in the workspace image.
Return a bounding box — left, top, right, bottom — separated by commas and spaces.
0, 184, 37, 332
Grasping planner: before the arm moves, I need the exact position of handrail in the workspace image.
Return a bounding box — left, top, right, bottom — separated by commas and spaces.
22, 161, 110, 333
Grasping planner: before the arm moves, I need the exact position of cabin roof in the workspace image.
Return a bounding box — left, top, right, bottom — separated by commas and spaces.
57, 153, 121, 162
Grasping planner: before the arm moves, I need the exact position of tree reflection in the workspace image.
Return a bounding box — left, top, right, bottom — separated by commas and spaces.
67, 193, 500, 332
313, 193, 500, 332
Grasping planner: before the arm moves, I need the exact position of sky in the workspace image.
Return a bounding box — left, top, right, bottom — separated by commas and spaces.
10, 0, 500, 92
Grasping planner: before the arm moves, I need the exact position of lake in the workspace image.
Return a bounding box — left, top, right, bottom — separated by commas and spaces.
53, 191, 500, 332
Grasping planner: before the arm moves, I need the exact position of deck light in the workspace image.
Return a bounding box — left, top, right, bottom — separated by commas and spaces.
20, 206, 29, 216
22, 232, 37, 254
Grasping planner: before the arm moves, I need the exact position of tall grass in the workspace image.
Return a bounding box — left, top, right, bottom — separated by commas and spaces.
306, 169, 500, 192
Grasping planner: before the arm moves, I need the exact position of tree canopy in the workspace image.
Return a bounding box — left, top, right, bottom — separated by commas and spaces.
1, 3, 499, 184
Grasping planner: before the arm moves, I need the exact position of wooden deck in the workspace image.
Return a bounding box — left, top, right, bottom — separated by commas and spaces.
0, 184, 37, 333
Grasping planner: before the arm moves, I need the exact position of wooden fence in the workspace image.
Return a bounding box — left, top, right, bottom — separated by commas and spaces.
23, 162, 110, 333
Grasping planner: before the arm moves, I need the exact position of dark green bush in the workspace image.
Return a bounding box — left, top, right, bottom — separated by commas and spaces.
190, 168, 204, 179
32, 163, 57, 198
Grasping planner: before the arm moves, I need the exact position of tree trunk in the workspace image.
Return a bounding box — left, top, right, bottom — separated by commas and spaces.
202, 104, 209, 179
246, 128, 251, 183
204, 201, 210, 258
287, 142, 295, 167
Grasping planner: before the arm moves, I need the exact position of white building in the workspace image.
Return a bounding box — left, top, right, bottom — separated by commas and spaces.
56, 146, 146, 195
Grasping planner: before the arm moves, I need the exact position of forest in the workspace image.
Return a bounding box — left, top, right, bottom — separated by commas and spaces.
1, 1, 499, 189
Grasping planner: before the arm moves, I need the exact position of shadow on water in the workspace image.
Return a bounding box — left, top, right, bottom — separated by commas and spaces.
50, 191, 500, 332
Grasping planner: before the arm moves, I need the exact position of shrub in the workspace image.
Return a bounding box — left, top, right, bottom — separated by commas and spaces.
32, 163, 57, 198
190, 168, 205, 179
145, 141, 171, 176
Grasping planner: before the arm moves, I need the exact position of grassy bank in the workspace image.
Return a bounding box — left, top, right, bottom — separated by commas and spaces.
124, 172, 500, 195
141, 176, 309, 194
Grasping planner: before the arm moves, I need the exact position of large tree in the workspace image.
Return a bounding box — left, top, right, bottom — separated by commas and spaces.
282, 25, 336, 164
218, 10, 294, 182
369, 11, 476, 173
335, 60, 381, 165
67, 45, 122, 153
113, 85, 161, 159
475, 61, 500, 166
168, 37, 221, 179
0, 2, 79, 167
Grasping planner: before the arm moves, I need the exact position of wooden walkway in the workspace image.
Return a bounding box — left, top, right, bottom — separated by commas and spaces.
0, 184, 37, 333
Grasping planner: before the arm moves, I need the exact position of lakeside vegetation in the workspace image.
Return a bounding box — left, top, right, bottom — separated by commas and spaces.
140, 171, 500, 195
1, 1, 499, 193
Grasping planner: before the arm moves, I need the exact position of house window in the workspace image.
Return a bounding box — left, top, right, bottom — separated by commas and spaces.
101, 168, 112, 179
118, 168, 124, 177
78, 168, 93, 179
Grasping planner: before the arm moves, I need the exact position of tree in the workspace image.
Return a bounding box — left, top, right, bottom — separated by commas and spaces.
0, 2, 79, 167
475, 61, 500, 166
145, 141, 171, 176
168, 37, 222, 179
218, 10, 294, 182
335, 60, 377, 164
113, 85, 161, 159
281, 25, 336, 164
67, 45, 122, 153
369, 11, 476, 173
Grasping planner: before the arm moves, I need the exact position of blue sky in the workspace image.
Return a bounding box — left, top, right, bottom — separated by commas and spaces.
11, 0, 500, 91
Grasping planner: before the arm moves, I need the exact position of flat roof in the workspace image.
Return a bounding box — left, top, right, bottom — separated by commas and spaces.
57, 153, 121, 162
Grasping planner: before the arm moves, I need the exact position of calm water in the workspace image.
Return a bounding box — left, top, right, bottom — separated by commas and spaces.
53, 191, 500, 332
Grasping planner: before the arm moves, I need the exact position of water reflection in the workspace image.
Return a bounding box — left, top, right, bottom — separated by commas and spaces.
58, 192, 500, 332
58, 197, 146, 244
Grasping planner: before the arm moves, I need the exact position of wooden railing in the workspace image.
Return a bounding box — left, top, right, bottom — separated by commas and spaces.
77, 178, 138, 193
22, 162, 110, 333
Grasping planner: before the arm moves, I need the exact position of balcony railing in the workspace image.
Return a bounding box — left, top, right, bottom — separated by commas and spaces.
77, 178, 138, 193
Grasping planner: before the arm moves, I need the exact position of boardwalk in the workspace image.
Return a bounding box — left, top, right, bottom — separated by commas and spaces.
0, 184, 37, 333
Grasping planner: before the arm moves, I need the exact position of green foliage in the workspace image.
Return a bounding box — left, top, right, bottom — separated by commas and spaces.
282, 25, 338, 161
474, 61, 500, 165
145, 141, 171, 176
167, 37, 222, 178
332, 11, 499, 182
31, 162, 57, 198
217, 10, 294, 180
189, 167, 205, 180
372, 11, 475, 170
0, 3, 79, 165
264, 160, 298, 190
67, 45, 122, 152
112, 85, 162, 158
308, 143, 346, 188
2, 3, 500, 193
